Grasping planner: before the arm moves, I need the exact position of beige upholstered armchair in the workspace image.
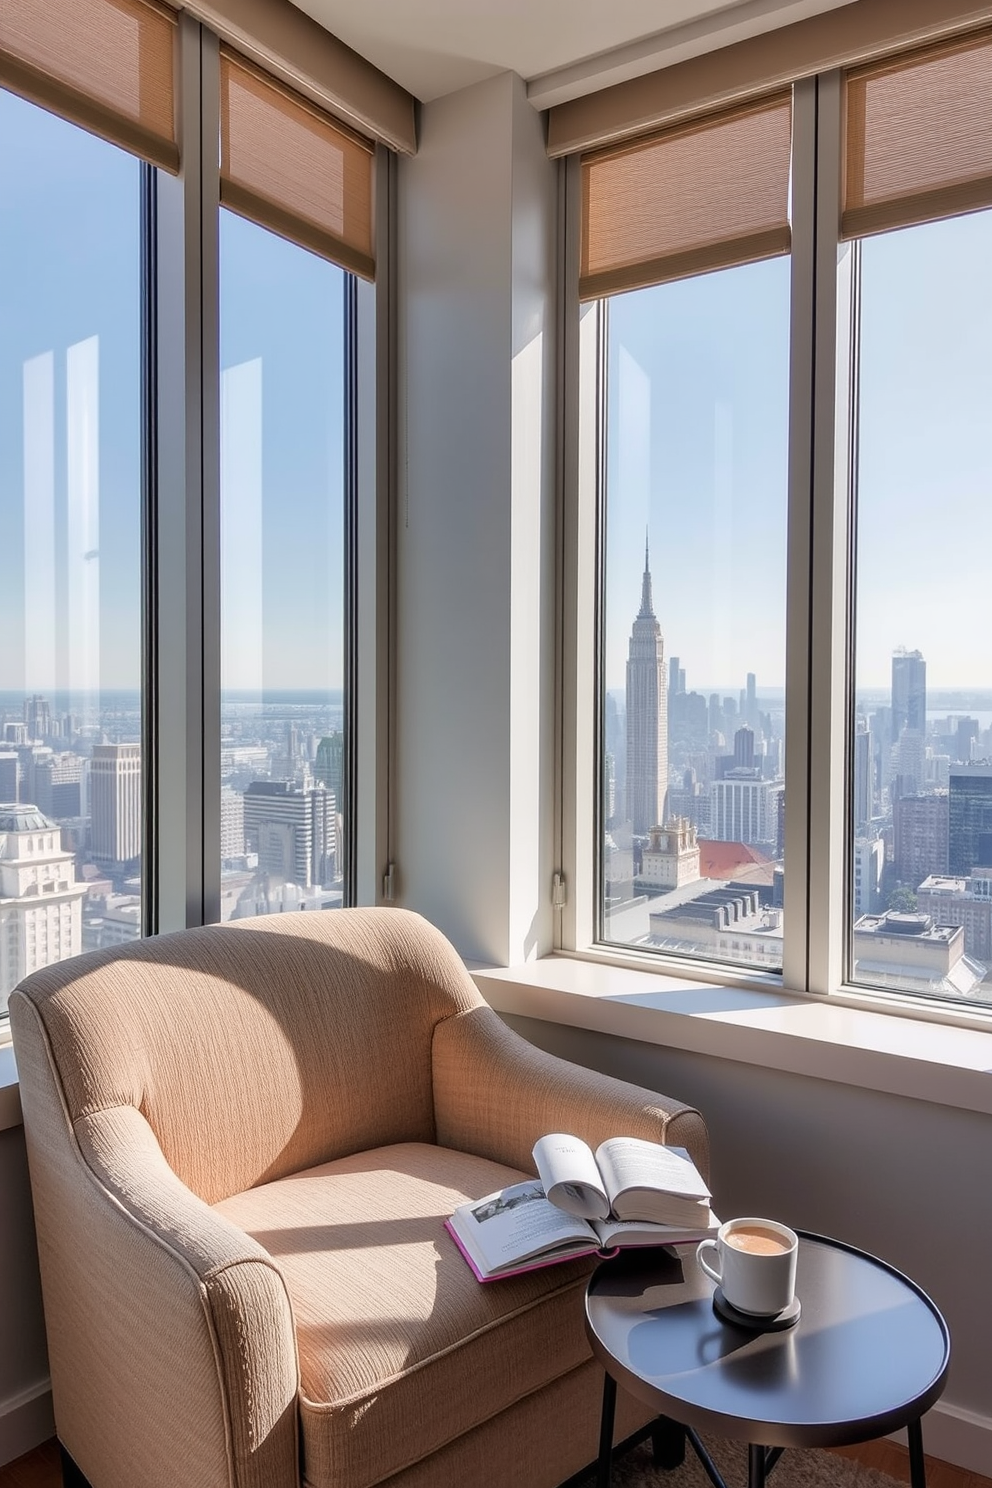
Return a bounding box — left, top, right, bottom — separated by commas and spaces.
11, 907, 708, 1488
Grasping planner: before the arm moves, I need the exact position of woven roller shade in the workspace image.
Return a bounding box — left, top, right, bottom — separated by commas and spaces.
0, 0, 177, 170
220, 47, 374, 279
843, 27, 992, 240
581, 92, 792, 301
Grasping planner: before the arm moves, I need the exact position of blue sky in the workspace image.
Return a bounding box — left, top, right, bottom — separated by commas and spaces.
3, 89, 990, 703
0, 90, 346, 697
0, 90, 140, 694
604, 211, 992, 696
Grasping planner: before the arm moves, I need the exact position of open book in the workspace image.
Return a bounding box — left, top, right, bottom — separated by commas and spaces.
533, 1133, 712, 1228
446, 1130, 716, 1285
445, 1176, 718, 1283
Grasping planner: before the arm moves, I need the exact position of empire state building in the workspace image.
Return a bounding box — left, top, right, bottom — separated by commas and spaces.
625, 539, 668, 836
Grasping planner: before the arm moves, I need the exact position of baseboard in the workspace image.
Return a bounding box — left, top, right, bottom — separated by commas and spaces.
1, 1379, 988, 1480
0, 1376, 54, 1468
889, 1399, 992, 1478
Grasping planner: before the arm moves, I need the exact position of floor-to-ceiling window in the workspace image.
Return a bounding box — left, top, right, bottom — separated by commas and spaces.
571, 28, 992, 1017
219, 213, 347, 920
0, 92, 143, 1008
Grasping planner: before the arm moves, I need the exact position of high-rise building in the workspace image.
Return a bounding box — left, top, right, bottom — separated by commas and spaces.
0, 754, 18, 801
891, 648, 926, 742
23, 694, 52, 740
625, 539, 668, 835
853, 724, 873, 830
853, 837, 885, 917
956, 718, 979, 763
917, 869, 992, 962
242, 781, 336, 887
90, 744, 142, 864
709, 776, 783, 847
733, 726, 755, 770
0, 805, 85, 1010
949, 763, 992, 877
315, 733, 344, 803
892, 792, 948, 888
220, 786, 246, 860
33, 752, 84, 819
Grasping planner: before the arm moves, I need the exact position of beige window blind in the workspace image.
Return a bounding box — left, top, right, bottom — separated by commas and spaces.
843, 27, 992, 240
0, 0, 178, 170
580, 92, 792, 301
220, 46, 374, 280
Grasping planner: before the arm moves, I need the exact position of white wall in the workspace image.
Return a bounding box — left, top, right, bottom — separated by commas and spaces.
500, 1010, 992, 1475
395, 72, 558, 965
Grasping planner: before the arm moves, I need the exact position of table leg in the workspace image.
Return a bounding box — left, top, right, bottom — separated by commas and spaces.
908, 1418, 927, 1488
748, 1443, 767, 1488
652, 1416, 686, 1469
596, 1371, 617, 1488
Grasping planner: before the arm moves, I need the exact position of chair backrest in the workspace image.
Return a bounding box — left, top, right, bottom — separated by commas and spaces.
11, 907, 483, 1204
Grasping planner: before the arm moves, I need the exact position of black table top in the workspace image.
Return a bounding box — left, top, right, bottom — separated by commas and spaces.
585, 1233, 950, 1449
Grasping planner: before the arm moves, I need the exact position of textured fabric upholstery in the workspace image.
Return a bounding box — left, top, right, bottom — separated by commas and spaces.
216, 1142, 597, 1488
10, 906, 710, 1488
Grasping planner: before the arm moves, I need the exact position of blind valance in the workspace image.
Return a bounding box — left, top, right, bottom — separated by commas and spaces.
220, 46, 374, 280
580, 91, 792, 301
0, 0, 178, 170
843, 27, 992, 239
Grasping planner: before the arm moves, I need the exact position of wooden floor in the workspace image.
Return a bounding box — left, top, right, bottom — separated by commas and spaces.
1, 1438, 989, 1488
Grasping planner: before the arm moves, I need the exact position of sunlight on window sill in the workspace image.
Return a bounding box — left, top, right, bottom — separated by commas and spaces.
473, 956, 992, 1118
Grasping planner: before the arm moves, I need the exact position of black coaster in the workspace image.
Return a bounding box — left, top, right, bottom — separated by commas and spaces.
712, 1286, 801, 1332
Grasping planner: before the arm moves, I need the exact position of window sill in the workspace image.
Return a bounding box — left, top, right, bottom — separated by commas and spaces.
472, 955, 992, 1118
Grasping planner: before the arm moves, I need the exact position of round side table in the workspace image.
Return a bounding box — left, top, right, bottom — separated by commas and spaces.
586, 1234, 949, 1488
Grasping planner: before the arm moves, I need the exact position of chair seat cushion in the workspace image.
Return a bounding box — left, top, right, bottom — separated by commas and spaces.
213, 1142, 597, 1488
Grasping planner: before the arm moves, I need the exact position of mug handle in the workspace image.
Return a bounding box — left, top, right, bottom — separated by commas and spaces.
696, 1238, 722, 1285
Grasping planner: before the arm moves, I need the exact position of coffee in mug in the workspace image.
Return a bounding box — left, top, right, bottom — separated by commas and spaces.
697, 1218, 798, 1316
724, 1225, 792, 1257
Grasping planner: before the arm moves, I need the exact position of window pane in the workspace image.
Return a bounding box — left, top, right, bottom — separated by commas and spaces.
219, 211, 346, 921
0, 91, 143, 1016
599, 258, 790, 969
850, 210, 992, 1006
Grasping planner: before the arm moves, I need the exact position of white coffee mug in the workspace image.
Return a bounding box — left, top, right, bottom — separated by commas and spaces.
696, 1218, 798, 1316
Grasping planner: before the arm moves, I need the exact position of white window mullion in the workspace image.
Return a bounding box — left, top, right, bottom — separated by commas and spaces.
559, 154, 600, 953
801, 71, 855, 997
153, 16, 220, 931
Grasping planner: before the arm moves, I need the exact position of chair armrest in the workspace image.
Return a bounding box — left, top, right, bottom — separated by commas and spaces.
431, 1003, 709, 1181
72, 1103, 300, 1488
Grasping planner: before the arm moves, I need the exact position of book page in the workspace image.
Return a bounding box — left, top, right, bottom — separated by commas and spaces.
595, 1138, 710, 1208
453, 1181, 599, 1272
533, 1133, 610, 1219
592, 1213, 719, 1249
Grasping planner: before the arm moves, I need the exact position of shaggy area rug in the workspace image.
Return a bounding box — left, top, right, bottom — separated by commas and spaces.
574, 1437, 903, 1488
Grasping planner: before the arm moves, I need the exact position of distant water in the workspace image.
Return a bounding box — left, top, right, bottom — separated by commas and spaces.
0, 688, 344, 712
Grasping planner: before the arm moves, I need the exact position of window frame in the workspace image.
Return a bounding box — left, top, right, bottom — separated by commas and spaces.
557, 65, 992, 1032
0, 12, 383, 1016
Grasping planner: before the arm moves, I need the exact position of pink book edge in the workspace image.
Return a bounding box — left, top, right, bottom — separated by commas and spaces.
443, 1217, 611, 1282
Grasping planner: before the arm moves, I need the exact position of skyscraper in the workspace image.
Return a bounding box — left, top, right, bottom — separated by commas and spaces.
893, 792, 948, 887
853, 723, 873, 830
243, 781, 336, 887
949, 764, 992, 877
0, 805, 85, 1009
891, 648, 926, 742
315, 733, 344, 803
625, 538, 667, 836
90, 744, 141, 864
